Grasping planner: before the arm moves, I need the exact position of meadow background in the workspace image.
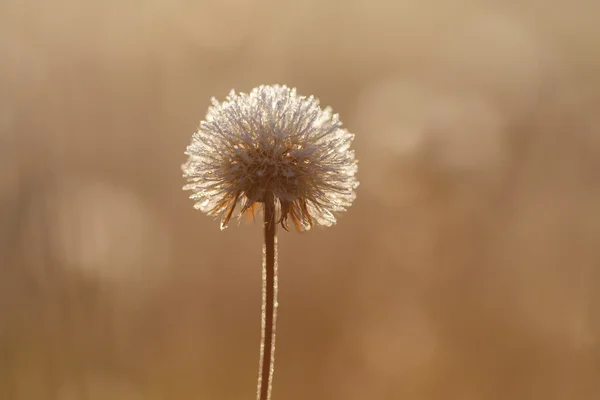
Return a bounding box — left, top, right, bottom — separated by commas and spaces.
1, 0, 599, 399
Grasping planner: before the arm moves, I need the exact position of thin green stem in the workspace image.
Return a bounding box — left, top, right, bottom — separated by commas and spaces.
258, 194, 278, 400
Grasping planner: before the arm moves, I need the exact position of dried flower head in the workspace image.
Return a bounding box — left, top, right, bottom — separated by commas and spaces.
182, 84, 359, 231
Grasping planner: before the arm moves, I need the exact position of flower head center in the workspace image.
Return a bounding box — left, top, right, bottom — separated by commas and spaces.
231, 146, 306, 202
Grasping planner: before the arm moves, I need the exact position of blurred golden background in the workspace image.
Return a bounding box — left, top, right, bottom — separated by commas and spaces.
1, 0, 600, 399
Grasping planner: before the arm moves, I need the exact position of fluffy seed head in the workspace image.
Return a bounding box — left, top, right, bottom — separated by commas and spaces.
182, 84, 359, 231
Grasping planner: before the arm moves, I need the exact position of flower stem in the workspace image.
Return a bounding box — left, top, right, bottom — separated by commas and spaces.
258, 194, 278, 400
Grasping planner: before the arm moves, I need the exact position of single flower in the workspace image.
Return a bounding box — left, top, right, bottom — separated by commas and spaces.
182, 84, 359, 231
181, 84, 359, 400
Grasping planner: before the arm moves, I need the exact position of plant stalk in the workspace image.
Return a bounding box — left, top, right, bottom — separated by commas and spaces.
258, 194, 278, 400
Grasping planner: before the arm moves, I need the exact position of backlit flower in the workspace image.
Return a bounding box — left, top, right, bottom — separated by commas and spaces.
182, 84, 358, 230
